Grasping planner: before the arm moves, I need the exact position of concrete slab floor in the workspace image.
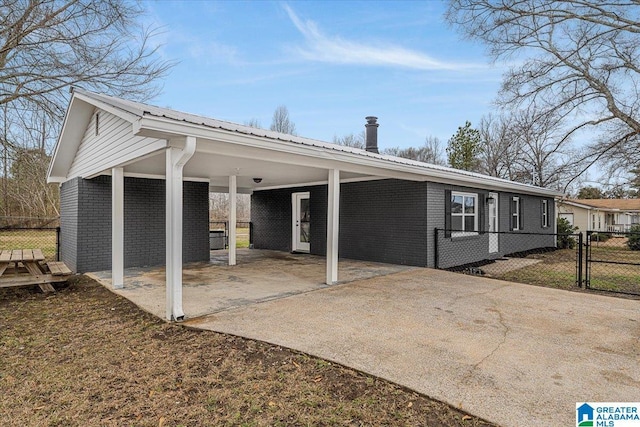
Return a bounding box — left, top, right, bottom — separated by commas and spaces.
186, 268, 640, 427
88, 248, 415, 319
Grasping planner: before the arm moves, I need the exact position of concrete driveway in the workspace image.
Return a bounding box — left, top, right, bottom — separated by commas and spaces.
185, 268, 640, 427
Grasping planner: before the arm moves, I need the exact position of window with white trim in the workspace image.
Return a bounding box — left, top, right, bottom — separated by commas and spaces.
511, 197, 521, 230
451, 192, 478, 235
542, 200, 549, 228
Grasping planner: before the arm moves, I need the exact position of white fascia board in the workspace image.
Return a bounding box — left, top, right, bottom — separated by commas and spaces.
47, 175, 67, 183
87, 170, 210, 183
73, 92, 141, 124
138, 115, 562, 198
47, 97, 94, 183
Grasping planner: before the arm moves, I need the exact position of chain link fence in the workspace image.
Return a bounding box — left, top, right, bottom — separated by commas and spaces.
435, 228, 640, 297
586, 230, 640, 295
0, 226, 60, 261
435, 229, 583, 291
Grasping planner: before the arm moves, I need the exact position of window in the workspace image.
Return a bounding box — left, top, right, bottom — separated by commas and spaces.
542, 200, 549, 228
511, 196, 522, 230
592, 214, 596, 230
451, 192, 477, 235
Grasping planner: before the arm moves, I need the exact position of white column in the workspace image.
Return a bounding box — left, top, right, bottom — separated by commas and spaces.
326, 169, 340, 284
165, 136, 196, 321
112, 167, 124, 289
228, 175, 237, 266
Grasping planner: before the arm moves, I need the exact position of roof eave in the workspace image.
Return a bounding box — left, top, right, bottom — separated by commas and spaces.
138, 115, 562, 198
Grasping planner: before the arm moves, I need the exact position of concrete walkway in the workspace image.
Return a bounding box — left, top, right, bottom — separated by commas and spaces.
185, 268, 640, 427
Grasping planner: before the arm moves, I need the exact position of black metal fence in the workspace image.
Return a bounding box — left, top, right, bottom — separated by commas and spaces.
209, 221, 252, 249
434, 229, 583, 291
435, 228, 640, 296
0, 226, 61, 261
585, 230, 640, 295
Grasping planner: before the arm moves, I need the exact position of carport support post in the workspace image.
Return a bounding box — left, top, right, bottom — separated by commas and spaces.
228, 175, 237, 266
326, 169, 340, 284
112, 167, 124, 289
165, 136, 196, 321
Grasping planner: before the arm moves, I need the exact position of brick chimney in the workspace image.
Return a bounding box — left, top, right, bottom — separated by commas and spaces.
365, 116, 379, 154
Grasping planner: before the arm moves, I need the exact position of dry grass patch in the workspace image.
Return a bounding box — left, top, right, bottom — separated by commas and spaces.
0, 276, 494, 427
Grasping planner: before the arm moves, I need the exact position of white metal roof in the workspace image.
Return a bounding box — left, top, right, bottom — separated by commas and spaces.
48, 87, 562, 198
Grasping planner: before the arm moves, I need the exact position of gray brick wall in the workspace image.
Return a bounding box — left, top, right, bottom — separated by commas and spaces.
250, 179, 556, 270
339, 180, 428, 266
434, 184, 556, 268
428, 182, 492, 269
77, 175, 112, 272
497, 192, 556, 255
251, 185, 326, 253
251, 179, 429, 266
59, 178, 79, 272
59, 176, 209, 273
182, 181, 210, 262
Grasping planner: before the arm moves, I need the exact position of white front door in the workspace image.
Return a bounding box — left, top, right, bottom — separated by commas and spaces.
292, 192, 310, 252
488, 192, 499, 253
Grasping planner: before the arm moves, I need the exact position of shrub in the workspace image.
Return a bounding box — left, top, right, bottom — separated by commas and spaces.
557, 217, 578, 249
627, 225, 640, 251
591, 232, 612, 243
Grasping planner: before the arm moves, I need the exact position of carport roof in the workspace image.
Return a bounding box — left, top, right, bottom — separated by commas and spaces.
48, 87, 562, 197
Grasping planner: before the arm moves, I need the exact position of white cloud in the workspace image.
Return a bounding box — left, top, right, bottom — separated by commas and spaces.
283, 4, 483, 71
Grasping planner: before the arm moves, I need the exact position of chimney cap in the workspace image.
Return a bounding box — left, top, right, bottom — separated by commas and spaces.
365, 116, 378, 125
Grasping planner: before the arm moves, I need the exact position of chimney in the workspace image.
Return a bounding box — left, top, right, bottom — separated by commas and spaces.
365, 116, 379, 153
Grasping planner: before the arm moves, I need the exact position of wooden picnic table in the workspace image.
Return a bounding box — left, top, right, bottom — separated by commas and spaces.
0, 249, 71, 292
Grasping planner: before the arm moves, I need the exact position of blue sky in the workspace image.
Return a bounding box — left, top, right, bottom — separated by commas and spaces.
146, 1, 505, 150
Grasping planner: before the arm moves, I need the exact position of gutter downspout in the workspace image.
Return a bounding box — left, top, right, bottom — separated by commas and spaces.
166, 136, 196, 321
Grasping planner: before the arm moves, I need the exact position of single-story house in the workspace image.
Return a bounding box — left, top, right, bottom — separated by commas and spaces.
557, 199, 640, 233
47, 88, 561, 320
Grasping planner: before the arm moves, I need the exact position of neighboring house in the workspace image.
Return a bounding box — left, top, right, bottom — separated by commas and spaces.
558, 199, 640, 233
47, 88, 561, 320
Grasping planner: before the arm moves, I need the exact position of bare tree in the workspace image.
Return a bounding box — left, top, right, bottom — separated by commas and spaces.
383, 136, 446, 165
208, 193, 250, 222
509, 109, 580, 189
269, 105, 297, 135
1, 0, 172, 124
478, 114, 520, 180
478, 110, 581, 189
332, 132, 365, 149
446, 1, 640, 185
245, 118, 262, 128
0, 0, 172, 218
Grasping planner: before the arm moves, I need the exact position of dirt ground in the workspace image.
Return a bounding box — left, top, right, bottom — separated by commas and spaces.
0, 276, 495, 427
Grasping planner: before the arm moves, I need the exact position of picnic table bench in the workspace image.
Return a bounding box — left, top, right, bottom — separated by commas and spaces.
0, 249, 72, 292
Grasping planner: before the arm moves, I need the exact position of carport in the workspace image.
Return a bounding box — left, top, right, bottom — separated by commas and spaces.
88, 248, 414, 319
48, 89, 430, 321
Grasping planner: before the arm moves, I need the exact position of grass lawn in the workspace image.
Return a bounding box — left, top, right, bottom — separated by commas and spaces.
0, 277, 494, 427
494, 247, 640, 296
